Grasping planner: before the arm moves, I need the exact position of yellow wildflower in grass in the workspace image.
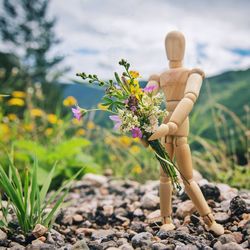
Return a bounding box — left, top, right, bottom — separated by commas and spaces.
8, 113, 18, 121
97, 103, 107, 110
63, 96, 77, 107
87, 121, 95, 130
76, 128, 86, 136
12, 91, 26, 98
45, 128, 53, 136
0, 123, 10, 135
119, 135, 132, 147
130, 145, 141, 154
57, 119, 63, 125
129, 71, 141, 79
24, 124, 34, 132
7, 98, 25, 106
132, 165, 142, 174
72, 118, 83, 126
47, 114, 58, 124
133, 137, 140, 143
30, 108, 44, 117
104, 136, 115, 145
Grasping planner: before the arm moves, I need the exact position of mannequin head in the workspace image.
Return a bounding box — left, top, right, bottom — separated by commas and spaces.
165, 31, 185, 68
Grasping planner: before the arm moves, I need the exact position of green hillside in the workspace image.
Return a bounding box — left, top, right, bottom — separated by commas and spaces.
64, 68, 250, 126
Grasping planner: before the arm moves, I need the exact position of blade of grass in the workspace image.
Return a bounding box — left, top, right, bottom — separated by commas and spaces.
40, 162, 56, 205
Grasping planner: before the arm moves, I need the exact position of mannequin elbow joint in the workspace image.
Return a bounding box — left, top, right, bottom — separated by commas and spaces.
185, 92, 197, 103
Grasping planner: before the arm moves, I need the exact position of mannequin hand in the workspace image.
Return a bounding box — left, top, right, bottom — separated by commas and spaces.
148, 122, 178, 141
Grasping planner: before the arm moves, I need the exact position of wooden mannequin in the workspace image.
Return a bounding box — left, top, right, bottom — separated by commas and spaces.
147, 31, 224, 236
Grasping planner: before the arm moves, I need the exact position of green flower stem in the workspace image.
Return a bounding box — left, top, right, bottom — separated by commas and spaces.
86, 108, 117, 114
147, 138, 182, 191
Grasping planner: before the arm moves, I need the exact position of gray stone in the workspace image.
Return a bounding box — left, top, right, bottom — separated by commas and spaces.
131, 232, 153, 248
0, 229, 7, 241
140, 193, 159, 209
218, 234, 237, 244
9, 242, 25, 250
217, 184, 238, 201
83, 173, 107, 187
175, 245, 199, 250
91, 229, 115, 241
176, 200, 196, 218
220, 242, 244, 250
119, 244, 134, 250
152, 242, 170, 250
71, 239, 89, 250
214, 212, 230, 223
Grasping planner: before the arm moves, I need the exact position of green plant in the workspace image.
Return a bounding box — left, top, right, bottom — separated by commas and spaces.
0, 154, 81, 234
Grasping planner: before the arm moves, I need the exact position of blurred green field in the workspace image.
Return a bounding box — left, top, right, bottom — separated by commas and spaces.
0, 66, 249, 190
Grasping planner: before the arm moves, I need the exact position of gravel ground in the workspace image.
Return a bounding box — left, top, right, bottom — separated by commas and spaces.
0, 171, 249, 250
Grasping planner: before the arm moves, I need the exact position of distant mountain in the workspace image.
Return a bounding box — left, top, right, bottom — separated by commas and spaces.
64, 68, 250, 118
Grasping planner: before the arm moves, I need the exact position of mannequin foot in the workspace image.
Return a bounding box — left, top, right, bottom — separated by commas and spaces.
160, 222, 175, 231
160, 216, 175, 231
203, 213, 224, 236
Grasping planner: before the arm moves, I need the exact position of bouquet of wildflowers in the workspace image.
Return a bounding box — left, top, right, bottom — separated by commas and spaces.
74, 59, 181, 190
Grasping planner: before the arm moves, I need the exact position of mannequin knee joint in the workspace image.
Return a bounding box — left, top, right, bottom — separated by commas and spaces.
174, 137, 188, 147
160, 176, 171, 184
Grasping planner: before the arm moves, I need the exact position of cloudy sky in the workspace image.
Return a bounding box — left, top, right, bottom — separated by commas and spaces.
49, 0, 250, 81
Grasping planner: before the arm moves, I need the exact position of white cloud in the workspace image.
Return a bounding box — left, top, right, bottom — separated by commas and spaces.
48, 0, 250, 81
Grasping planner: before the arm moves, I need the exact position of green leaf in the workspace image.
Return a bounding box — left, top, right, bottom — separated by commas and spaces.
40, 163, 56, 205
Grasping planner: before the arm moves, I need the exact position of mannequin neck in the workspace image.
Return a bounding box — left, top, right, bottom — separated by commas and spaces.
169, 60, 183, 68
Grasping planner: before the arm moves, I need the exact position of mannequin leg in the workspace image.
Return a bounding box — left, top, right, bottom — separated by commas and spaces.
174, 136, 224, 235
159, 136, 175, 231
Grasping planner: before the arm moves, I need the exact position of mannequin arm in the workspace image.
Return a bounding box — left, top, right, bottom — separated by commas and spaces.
149, 70, 204, 141
169, 72, 203, 127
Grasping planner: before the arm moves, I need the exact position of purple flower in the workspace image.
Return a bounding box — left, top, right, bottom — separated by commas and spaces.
130, 106, 137, 112
72, 107, 83, 121
143, 85, 157, 93
131, 127, 143, 138
109, 115, 122, 130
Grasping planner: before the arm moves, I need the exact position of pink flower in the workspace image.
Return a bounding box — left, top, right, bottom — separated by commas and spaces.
143, 85, 157, 93
131, 127, 142, 138
109, 115, 122, 130
72, 106, 85, 121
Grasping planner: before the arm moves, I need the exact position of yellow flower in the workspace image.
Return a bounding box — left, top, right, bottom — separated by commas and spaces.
57, 119, 63, 125
72, 118, 83, 126
87, 121, 95, 130
132, 165, 142, 174
130, 85, 142, 99
129, 71, 141, 79
97, 103, 107, 110
45, 128, 53, 136
47, 114, 58, 124
12, 91, 26, 98
30, 108, 44, 117
8, 113, 18, 121
130, 145, 141, 154
133, 137, 140, 143
119, 135, 132, 147
7, 98, 25, 106
63, 96, 77, 107
24, 124, 34, 132
76, 128, 86, 136
104, 136, 115, 145
0, 123, 10, 135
